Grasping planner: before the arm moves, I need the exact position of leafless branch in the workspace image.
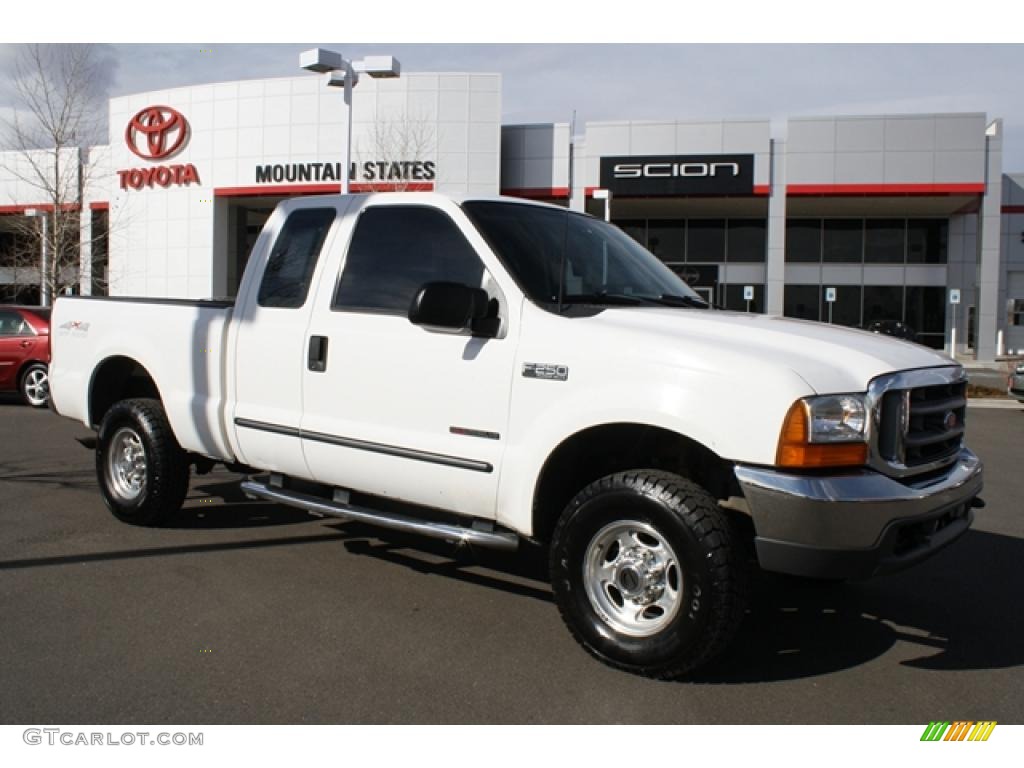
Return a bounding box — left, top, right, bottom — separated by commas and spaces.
1, 44, 112, 301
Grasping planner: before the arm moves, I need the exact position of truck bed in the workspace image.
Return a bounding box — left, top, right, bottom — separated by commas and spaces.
50, 295, 237, 462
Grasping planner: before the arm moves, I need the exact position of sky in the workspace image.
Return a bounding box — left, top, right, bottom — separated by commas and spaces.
1, 43, 1022, 170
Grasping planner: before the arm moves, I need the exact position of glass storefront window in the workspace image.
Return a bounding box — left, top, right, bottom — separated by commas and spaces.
907, 220, 948, 264
863, 285, 904, 326
645, 220, 685, 263
785, 220, 821, 262
823, 219, 863, 263
905, 286, 946, 334
722, 283, 764, 312
687, 219, 726, 263
822, 285, 862, 327
616, 220, 646, 248
726, 220, 766, 263
784, 284, 820, 321
1010, 299, 1024, 326
864, 219, 905, 263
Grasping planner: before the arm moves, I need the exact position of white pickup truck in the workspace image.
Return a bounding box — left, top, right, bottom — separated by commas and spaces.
50, 193, 983, 678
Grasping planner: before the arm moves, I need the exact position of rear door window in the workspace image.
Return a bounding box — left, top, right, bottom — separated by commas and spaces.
0, 311, 32, 336
257, 208, 336, 309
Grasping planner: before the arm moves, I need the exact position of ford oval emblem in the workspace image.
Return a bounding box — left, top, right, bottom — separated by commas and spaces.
944, 411, 958, 431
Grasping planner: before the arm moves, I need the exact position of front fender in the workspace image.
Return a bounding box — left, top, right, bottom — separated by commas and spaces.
495, 365, 813, 536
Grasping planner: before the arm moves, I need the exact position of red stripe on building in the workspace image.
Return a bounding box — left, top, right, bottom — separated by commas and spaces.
501, 187, 570, 199
0, 203, 80, 214
753, 184, 771, 196
787, 183, 985, 196
215, 183, 434, 197
89, 201, 110, 211
1002, 205, 1024, 214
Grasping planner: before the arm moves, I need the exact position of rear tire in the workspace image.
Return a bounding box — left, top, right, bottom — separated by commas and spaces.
96, 398, 190, 526
19, 363, 49, 408
550, 470, 747, 679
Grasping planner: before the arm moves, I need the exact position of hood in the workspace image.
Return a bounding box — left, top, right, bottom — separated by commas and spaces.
585, 307, 955, 394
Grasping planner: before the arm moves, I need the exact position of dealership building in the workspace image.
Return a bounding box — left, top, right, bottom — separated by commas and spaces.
1, 69, 1023, 363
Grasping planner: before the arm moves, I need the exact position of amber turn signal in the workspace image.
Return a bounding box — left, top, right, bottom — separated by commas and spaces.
776, 400, 868, 468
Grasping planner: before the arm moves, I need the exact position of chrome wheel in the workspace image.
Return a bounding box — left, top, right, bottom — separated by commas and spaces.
105, 427, 147, 502
22, 367, 49, 407
583, 520, 682, 637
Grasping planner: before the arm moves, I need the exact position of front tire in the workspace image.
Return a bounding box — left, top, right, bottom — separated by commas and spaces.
550, 470, 747, 679
96, 398, 190, 525
20, 363, 49, 408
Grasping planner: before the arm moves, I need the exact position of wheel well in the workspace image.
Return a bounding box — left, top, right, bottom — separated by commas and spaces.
89, 356, 160, 428
531, 423, 740, 544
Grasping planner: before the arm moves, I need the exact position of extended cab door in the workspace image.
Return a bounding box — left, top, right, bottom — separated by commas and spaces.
299, 198, 520, 520
229, 200, 349, 477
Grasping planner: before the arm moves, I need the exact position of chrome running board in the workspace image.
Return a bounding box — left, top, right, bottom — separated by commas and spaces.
240, 479, 519, 551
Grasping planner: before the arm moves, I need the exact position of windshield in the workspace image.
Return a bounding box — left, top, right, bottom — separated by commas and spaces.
461, 201, 707, 311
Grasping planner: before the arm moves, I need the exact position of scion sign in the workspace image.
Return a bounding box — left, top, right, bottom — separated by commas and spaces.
600, 154, 754, 196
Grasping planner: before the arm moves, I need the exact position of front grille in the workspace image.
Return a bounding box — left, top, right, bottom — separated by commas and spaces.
904, 381, 967, 466
873, 369, 966, 477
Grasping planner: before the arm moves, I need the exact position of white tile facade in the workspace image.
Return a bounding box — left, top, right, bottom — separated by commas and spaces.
98, 73, 501, 298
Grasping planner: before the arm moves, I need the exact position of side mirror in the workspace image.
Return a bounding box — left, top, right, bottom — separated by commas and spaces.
408, 281, 498, 337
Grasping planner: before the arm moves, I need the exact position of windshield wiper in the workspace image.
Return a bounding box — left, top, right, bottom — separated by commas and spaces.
560, 292, 712, 310
651, 293, 711, 309
560, 292, 648, 307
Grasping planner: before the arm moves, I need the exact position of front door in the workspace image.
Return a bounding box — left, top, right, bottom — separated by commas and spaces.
231, 200, 348, 478
299, 201, 518, 520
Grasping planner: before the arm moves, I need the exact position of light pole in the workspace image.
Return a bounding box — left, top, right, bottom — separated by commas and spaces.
592, 188, 612, 222
300, 48, 401, 195
24, 208, 49, 306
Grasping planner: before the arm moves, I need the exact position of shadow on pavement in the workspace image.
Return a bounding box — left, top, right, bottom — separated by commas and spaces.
336, 523, 554, 604
0, 529, 353, 571
0, 466, 96, 492
2, 466, 1019, 684
692, 528, 1024, 683
319, 522, 1024, 682
170, 479, 316, 529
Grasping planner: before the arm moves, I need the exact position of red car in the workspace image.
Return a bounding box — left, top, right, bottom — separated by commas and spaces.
0, 305, 51, 407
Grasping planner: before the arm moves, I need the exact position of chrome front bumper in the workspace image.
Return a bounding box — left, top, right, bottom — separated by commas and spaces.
734, 448, 983, 579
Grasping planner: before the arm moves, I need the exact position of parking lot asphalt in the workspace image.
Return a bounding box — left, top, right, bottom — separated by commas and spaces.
0, 395, 1021, 725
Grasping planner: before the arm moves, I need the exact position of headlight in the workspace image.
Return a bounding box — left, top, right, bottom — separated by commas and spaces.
806, 394, 867, 443
776, 394, 869, 468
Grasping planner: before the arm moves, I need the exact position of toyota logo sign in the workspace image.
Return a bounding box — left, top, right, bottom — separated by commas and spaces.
125, 106, 189, 161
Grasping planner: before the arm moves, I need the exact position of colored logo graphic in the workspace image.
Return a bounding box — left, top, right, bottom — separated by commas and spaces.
920, 721, 996, 742
125, 106, 189, 161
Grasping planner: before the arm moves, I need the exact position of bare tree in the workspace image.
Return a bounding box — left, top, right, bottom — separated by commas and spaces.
1, 44, 111, 304
356, 111, 437, 192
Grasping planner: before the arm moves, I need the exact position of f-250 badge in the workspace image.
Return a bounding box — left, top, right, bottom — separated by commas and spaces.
523, 363, 568, 381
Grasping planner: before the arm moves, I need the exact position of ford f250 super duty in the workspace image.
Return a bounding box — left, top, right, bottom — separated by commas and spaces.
49, 193, 983, 678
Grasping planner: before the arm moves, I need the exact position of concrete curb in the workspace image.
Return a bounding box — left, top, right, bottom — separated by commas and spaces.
966, 398, 1023, 409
